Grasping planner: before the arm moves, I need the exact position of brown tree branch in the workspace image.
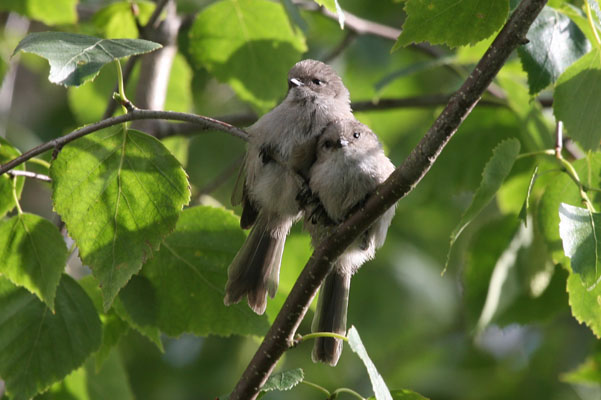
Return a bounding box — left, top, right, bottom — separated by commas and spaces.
0, 110, 248, 176
228, 1, 548, 399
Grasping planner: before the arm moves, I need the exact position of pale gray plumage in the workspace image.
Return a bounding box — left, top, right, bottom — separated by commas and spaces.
224, 60, 353, 315
307, 118, 396, 366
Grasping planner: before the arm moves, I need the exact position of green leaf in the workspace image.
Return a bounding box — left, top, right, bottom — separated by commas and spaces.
368, 389, 430, 400
261, 368, 304, 392
0, 0, 77, 25
0, 275, 102, 400
189, 0, 307, 112
558, 203, 601, 289
50, 125, 190, 309
560, 352, 601, 385
447, 139, 521, 268
348, 326, 392, 400
518, 6, 591, 95
538, 156, 601, 266
78, 276, 131, 370
142, 206, 269, 337
13, 32, 162, 87
40, 349, 134, 400
0, 213, 67, 311
92, 1, 156, 39
0, 137, 24, 218
567, 272, 601, 338
394, 0, 509, 49
554, 48, 601, 150
113, 275, 163, 351
313, 0, 344, 28
550, 2, 601, 46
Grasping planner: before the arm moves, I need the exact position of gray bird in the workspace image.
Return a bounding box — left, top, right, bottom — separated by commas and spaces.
224, 60, 353, 315
306, 118, 396, 366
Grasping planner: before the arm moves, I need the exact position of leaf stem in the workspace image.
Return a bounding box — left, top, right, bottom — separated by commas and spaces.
557, 153, 596, 212
11, 176, 23, 214
114, 60, 129, 115
27, 157, 51, 169
301, 380, 331, 397
516, 149, 555, 159
585, 0, 601, 48
332, 387, 367, 400
297, 332, 349, 343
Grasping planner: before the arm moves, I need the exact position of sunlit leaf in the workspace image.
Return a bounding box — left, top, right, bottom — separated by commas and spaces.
0, 213, 67, 311
0, 0, 77, 25
559, 203, 601, 289
0, 137, 24, 219
518, 6, 591, 95
394, 0, 509, 49
92, 1, 156, 39
13, 32, 162, 86
50, 125, 190, 309
538, 157, 598, 266
189, 0, 307, 112
313, 0, 345, 28
567, 273, 601, 338
560, 352, 601, 385
554, 49, 601, 150
0, 275, 102, 400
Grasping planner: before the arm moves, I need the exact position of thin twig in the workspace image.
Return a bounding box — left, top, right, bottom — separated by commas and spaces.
6, 170, 51, 182
0, 110, 248, 176
228, 1, 547, 399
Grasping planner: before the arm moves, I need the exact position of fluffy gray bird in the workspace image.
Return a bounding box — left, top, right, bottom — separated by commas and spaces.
306, 118, 396, 366
224, 60, 353, 315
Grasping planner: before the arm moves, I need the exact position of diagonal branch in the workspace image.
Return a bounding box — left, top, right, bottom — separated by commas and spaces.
228, 0, 548, 399
0, 110, 248, 176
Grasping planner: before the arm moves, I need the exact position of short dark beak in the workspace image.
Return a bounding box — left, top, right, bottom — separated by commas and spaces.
288, 78, 303, 89
337, 139, 348, 148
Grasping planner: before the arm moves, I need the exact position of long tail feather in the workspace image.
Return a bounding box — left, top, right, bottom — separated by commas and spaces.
224, 222, 285, 315
311, 269, 351, 366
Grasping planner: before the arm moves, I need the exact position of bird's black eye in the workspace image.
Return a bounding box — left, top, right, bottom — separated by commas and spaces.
312, 78, 323, 85
323, 140, 333, 149
353, 131, 361, 139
